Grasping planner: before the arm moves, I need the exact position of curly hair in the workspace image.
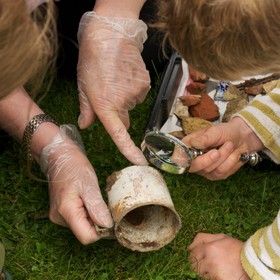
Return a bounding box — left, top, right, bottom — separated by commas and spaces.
0, 0, 57, 99
154, 0, 280, 81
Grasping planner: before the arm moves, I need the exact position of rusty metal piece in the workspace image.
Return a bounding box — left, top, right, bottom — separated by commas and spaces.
102, 165, 182, 252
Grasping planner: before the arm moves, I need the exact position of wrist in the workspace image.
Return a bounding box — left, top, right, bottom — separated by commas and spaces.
28, 120, 60, 163
230, 117, 265, 152
93, 0, 145, 18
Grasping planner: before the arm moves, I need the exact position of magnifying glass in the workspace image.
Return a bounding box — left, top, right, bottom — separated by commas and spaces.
142, 131, 262, 174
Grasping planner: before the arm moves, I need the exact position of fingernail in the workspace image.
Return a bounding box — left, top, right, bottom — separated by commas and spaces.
210, 150, 220, 160
224, 141, 234, 151
78, 114, 84, 128
97, 210, 114, 228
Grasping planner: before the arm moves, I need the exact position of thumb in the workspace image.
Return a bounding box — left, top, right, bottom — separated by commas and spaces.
83, 189, 113, 229
82, 169, 113, 229
183, 127, 221, 150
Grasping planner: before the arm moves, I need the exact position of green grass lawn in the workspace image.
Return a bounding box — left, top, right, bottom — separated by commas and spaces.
0, 78, 280, 279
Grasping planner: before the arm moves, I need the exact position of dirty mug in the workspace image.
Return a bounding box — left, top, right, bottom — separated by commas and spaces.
96, 165, 181, 252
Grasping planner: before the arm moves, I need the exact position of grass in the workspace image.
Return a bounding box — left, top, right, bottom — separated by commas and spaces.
0, 78, 280, 279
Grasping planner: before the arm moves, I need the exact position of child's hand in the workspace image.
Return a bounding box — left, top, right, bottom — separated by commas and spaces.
182, 117, 264, 180
188, 233, 250, 280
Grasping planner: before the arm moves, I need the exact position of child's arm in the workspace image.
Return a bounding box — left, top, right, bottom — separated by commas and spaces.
188, 233, 250, 280
181, 82, 280, 180
241, 210, 280, 279
187, 211, 280, 279
234, 80, 280, 163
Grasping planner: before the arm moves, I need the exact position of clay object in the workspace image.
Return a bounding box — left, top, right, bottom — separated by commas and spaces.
179, 94, 201, 106
189, 94, 220, 121
181, 117, 213, 134
174, 99, 190, 119
186, 82, 207, 94
244, 84, 264, 96
188, 66, 209, 81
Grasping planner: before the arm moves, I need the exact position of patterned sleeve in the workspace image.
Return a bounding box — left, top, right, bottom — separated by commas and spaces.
233, 80, 280, 163
241, 211, 280, 280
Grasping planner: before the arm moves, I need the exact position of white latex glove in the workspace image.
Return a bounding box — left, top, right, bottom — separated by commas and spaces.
40, 124, 113, 245
77, 12, 150, 166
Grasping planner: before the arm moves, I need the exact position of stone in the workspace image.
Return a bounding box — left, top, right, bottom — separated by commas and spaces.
222, 99, 248, 122
179, 94, 201, 107
263, 79, 279, 93
186, 82, 207, 94
181, 117, 213, 135
244, 84, 264, 95
189, 93, 220, 121
223, 84, 242, 101
174, 99, 190, 119
169, 130, 186, 139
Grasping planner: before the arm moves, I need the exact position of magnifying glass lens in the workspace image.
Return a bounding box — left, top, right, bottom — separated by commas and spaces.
143, 132, 194, 174
143, 131, 261, 174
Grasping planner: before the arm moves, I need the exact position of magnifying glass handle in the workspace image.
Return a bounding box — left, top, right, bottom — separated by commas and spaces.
239, 152, 262, 166
191, 149, 262, 166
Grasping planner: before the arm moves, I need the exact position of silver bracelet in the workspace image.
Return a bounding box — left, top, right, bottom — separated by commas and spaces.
22, 114, 58, 160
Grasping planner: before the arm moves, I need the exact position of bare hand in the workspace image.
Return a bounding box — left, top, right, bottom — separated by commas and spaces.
182, 117, 264, 180
188, 233, 250, 280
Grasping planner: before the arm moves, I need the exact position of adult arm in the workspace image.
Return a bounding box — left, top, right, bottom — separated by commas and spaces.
0, 88, 113, 244
77, 0, 150, 166
93, 0, 146, 18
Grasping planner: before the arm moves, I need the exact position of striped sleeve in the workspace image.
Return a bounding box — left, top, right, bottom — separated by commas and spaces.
241, 211, 280, 280
233, 80, 280, 163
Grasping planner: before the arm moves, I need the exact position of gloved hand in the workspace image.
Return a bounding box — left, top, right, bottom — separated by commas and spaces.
77, 12, 150, 165
40, 124, 113, 245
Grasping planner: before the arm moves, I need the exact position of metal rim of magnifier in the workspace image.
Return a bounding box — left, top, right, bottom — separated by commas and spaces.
142, 131, 194, 174
142, 131, 262, 174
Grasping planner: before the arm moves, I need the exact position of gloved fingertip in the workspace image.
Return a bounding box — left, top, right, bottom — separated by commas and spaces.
78, 114, 86, 129
130, 149, 148, 166
134, 156, 149, 166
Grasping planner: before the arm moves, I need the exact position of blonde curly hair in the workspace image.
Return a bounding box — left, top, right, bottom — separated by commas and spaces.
154, 0, 280, 81
0, 0, 57, 99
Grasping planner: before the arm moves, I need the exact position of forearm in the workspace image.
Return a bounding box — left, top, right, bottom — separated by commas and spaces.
93, 0, 146, 18
228, 117, 265, 153
0, 87, 60, 162
233, 81, 280, 163
241, 210, 280, 279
